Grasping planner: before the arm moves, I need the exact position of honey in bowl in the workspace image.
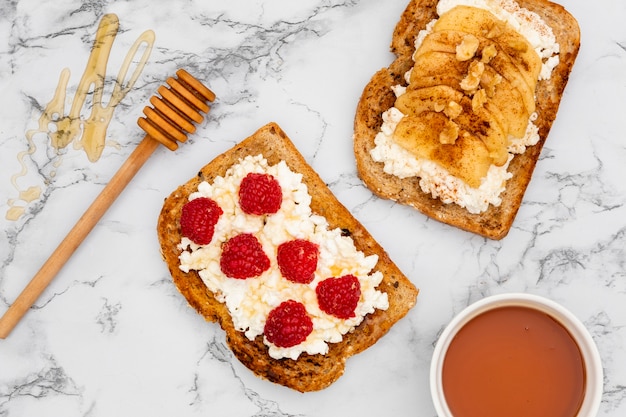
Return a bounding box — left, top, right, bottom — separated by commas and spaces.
442, 305, 586, 417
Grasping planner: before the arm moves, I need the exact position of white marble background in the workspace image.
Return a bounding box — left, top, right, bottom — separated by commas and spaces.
0, 0, 625, 416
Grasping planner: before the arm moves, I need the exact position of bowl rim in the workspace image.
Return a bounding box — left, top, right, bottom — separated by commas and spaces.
429, 292, 603, 417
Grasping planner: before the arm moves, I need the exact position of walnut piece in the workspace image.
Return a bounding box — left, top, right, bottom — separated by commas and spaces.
456, 34, 480, 61
439, 120, 460, 144
481, 44, 498, 63
480, 71, 503, 98
472, 89, 488, 111
460, 60, 485, 93
444, 101, 463, 119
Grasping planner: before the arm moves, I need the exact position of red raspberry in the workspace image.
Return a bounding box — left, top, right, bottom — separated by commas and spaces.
239, 173, 282, 215
180, 197, 223, 245
316, 275, 361, 319
277, 239, 319, 284
264, 300, 313, 348
220, 233, 270, 279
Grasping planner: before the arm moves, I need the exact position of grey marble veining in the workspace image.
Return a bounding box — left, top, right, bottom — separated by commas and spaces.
1, 0, 625, 416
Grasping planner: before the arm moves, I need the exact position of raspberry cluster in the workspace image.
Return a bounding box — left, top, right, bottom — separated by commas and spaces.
180, 169, 364, 350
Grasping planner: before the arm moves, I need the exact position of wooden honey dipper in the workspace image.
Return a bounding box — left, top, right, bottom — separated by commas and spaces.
0, 69, 215, 339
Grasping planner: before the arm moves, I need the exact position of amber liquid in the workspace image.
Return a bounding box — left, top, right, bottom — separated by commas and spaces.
442, 306, 586, 417
5, 14, 154, 221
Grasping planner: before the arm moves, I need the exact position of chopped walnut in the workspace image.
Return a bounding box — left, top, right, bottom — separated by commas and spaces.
480, 71, 503, 98
472, 89, 488, 111
460, 60, 485, 93
434, 102, 446, 113
444, 101, 463, 119
439, 120, 459, 144
481, 44, 498, 64
456, 34, 480, 61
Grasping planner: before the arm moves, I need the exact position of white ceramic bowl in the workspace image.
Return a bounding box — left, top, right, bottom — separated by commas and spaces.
430, 293, 603, 417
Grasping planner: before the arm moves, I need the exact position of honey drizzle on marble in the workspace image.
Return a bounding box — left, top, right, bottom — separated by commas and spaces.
6, 14, 155, 221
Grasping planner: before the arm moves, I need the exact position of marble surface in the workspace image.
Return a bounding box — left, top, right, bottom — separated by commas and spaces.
1, 0, 625, 415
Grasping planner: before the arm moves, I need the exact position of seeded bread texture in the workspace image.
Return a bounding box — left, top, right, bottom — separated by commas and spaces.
157, 122, 419, 392
353, 0, 580, 239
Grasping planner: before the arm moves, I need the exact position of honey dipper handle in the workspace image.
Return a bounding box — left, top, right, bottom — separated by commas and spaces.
0, 136, 159, 339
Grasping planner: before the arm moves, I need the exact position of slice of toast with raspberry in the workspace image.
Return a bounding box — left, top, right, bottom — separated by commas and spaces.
157, 122, 418, 392
353, 0, 580, 239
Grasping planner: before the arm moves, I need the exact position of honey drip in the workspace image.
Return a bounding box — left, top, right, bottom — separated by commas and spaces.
5, 14, 155, 221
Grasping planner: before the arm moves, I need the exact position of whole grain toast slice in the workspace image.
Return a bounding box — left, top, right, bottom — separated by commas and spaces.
354, 0, 581, 239
157, 122, 418, 392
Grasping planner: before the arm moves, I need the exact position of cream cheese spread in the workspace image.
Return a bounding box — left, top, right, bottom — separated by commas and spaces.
370, 0, 559, 213
178, 155, 389, 360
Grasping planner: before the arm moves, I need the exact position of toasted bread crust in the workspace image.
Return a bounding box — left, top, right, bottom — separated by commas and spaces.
354, 0, 580, 239
158, 123, 418, 392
